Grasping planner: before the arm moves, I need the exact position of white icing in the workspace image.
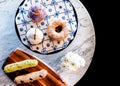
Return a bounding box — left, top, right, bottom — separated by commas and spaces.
26, 28, 43, 45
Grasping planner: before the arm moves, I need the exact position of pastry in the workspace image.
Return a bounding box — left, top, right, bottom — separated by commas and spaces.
47, 19, 70, 41
26, 28, 43, 45
14, 69, 48, 84
4, 59, 38, 73
28, 3, 46, 23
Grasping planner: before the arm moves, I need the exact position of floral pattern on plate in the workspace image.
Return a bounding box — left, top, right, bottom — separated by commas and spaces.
15, 0, 78, 54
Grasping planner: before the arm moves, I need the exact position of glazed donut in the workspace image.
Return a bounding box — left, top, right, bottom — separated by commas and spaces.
14, 69, 48, 84
47, 19, 70, 41
4, 59, 38, 73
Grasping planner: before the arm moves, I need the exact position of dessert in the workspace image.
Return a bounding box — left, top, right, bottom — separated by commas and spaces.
14, 69, 48, 84
28, 3, 46, 23
47, 19, 70, 41
4, 59, 38, 73
2, 49, 67, 86
26, 28, 43, 45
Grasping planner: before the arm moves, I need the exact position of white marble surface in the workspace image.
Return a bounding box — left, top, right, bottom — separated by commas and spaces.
0, 0, 95, 86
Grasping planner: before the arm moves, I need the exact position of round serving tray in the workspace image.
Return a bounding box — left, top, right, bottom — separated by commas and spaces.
0, 0, 95, 86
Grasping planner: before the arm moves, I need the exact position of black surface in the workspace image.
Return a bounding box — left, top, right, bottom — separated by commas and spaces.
75, 0, 97, 86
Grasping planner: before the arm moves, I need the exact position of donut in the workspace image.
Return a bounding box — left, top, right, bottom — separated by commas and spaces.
28, 3, 46, 23
47, 19, 70, 41
4, 59, 38, 73
14, 69, 48, 84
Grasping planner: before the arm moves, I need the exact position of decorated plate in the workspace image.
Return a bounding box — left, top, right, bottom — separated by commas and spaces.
0, 0, 95, 85
15, 0, 78, 54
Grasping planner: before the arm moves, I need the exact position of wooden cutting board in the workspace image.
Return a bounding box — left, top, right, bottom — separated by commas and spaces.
2, 48, 67, 86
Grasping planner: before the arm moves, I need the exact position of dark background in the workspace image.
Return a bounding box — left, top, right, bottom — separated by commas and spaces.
75, 0, 97, 86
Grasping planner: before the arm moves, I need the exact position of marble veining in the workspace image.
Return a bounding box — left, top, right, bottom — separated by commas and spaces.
0, 0, 6, 3
0, 0, 95, 86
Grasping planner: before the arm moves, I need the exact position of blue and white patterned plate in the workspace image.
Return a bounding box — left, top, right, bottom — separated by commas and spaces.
15, 0, 78, 54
